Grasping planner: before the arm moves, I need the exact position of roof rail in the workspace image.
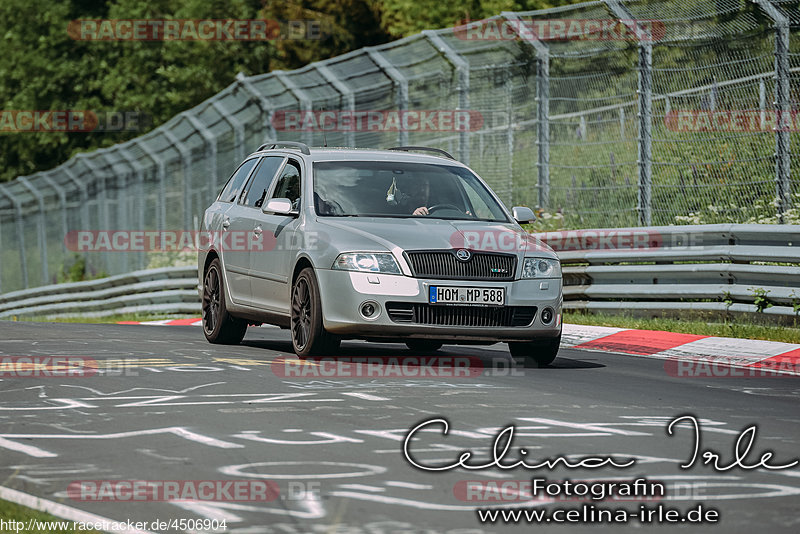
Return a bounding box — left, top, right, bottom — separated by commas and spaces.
257, 141, 311, 155
388, 146, 455, 160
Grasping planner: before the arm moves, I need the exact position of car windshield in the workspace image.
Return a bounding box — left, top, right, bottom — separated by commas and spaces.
312, 160, 509, 222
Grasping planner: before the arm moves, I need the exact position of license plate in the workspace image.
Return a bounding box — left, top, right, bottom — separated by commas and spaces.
429, 286, 505, 306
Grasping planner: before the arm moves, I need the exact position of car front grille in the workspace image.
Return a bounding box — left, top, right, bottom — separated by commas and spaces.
405, 250, 517, 281
386, 302, 536, 327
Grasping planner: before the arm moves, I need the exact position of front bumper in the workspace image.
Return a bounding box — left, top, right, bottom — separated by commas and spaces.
316, 269, 562, 342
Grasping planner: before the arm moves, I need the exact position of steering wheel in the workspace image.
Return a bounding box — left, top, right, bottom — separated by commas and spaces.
427, 203, 463, 214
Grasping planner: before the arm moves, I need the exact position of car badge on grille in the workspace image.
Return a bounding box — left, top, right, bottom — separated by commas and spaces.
455, 249, 472, 261
491, 268, 508, 274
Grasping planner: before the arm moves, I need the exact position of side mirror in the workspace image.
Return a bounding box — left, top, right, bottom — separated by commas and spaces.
512, 206, 536, 224
264, 197, 295, 215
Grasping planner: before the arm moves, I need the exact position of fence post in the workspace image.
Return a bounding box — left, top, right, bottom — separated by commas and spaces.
116, 144, 148, 269
274, 71, 315, 148
40, 173, 68, 246
98, 152, 130, 273
757, 0, 791, 223
162, 130, 193, 231
0, 210, 3, 292
637, 43, 653, 226
607, 0, 652, 225
17, 177, 48, 285
423, 30, 470, 165
235, 72, 278, 147
211, 99, 246, 165
315, 63, 356, 148
185, 112, 219, 216
39, 173, 69, 276
61, 165, 90, 232
0, 185, 27, 288
76, 154, 110, 231
759, 77, 766, 130
502, 12, 550, 208
133, 139, 167, 231
366, 47, 409, 147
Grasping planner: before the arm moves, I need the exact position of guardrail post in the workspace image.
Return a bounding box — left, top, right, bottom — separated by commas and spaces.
0, 185, 28, 288
365, 47, 409, 147
315, 63, 356, 148
274, 71, 315, 148
17, 176, 50, 285
234, 72, 277, 147
502, 12, 550, 208
607, 0, 652, 225
757, 0, 792, 223
423, 30, 470, 165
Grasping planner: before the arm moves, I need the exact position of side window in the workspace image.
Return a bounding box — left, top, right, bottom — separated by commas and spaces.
241, 156, 285, 208
218, 158, 258, 203
270, 160, 302, 210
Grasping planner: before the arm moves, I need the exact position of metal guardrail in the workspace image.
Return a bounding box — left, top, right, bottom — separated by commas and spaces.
533, 224, 800, 319
0, 266, 199, 319
1, 224, 799, 320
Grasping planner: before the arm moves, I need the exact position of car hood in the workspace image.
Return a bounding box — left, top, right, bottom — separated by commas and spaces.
315, 217, 556, 258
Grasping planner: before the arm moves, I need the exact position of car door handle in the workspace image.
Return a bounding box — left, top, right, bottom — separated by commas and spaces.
253, 225, 263, 236
221, 218, 231, 230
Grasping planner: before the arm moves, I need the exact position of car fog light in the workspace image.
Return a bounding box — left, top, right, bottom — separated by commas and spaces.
541, 307, 554, 325
360, 301, 380, 320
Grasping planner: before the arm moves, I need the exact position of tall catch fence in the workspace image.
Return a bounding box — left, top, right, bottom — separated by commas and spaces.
0, 0, 797, 293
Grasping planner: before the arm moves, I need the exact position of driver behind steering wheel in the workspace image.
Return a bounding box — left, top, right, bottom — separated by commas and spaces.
411, 177, 433, 216
409, 177, 471, 217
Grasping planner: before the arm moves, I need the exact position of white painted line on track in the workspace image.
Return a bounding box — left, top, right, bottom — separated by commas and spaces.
341, 392, 390, 401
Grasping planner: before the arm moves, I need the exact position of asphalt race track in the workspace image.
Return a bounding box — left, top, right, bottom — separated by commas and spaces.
1, 321, 799, 533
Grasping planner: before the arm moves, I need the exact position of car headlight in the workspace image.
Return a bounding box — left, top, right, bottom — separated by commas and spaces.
333, 253, 401, 274
521, 257, 561, 279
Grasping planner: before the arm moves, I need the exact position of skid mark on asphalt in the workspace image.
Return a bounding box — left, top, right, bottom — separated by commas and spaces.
57, 382, 227, 396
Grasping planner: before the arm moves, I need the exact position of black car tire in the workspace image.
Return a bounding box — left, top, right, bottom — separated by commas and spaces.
508, 334, 561, 367
202, 258, 247, 344
291, 267, 341, 357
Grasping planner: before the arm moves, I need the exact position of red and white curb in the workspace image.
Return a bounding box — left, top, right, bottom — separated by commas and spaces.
561, 324, 800, 376
118, 319, 800, 376
117, 318, 204, 326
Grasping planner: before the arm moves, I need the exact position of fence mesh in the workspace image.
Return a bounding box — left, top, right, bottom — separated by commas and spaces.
0, 0, 798, 293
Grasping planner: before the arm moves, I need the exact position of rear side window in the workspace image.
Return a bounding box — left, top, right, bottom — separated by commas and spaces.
217, 158, 258, 203
241, 156, 285, 208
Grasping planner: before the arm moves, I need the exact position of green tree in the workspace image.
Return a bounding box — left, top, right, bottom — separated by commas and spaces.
0, 0, 577, 183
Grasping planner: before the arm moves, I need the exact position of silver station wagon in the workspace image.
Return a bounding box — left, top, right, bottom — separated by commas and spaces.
198, 143, 563, 366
